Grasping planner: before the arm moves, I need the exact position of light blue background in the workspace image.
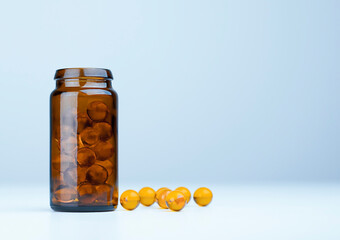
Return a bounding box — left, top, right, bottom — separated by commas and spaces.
0, 0, 338, 185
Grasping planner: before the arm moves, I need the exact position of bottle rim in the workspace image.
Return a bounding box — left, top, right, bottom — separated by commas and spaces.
54, 68, 113, 80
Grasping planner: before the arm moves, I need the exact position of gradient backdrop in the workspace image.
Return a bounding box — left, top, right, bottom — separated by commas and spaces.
0, 0, 339, 185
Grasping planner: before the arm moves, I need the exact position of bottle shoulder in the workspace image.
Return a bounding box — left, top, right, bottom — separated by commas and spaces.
50, 87, 118, 98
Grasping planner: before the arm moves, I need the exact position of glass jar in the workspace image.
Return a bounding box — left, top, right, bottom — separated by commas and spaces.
50, 68, 118, 212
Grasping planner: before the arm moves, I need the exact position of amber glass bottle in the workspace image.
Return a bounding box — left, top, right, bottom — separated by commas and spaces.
50, 68, 118, 212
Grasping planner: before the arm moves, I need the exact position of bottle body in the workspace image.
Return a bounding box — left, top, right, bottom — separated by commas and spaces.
50, 68, 118, 212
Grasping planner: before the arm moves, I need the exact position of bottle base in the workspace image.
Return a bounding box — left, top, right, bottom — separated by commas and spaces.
51, 204, 117, 212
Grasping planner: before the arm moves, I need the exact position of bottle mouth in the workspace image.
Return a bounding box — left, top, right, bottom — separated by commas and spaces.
54, 68, 113, 80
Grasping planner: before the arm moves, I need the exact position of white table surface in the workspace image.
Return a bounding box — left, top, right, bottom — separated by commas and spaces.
1, 183, 339, 240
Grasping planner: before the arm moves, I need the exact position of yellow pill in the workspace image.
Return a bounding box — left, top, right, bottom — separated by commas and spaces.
166, 190, 186, 211
175, 187, 191, 203
157, 189, 171, 209
138, 187, 156, 206
193, 187, 213, 206
156, 187, 170, 203
120, 190, 140, 210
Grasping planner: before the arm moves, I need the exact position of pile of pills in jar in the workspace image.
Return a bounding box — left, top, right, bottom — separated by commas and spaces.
51, 100, 117, 206
120, 187, 213, 211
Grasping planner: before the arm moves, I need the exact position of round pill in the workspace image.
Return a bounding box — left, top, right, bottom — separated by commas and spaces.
193, 187, 213, 206
87, 101, 108, 121
139, 187, 156, 206
157, 189, 171, 209
86, 164, 108, 184
156, 187, 170, 203
120, 190, 140, 210
77, 148, 96, 167
175, 187, 191, 203
166, 190, 186, 211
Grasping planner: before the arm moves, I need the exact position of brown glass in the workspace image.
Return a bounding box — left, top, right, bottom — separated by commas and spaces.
50, 68, 118, 212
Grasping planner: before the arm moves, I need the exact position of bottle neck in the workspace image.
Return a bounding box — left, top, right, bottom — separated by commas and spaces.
56, 79, 112, 89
